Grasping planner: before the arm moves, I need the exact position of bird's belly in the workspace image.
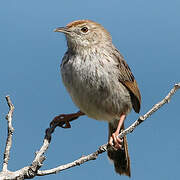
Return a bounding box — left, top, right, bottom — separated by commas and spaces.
61, 57, 132, 122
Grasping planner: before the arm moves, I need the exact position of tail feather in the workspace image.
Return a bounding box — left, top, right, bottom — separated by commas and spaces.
107, 122, 131, 177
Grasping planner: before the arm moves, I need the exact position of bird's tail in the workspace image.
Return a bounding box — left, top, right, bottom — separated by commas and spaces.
107, 122, 131, 177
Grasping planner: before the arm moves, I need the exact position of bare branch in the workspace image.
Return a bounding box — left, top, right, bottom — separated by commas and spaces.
0, 96, 60, 179
13, 122, 60, 179
37, 83, 180, 176
117, 82, 180, 139
2, 96, 15, 172
0, 83, 179, 179
37, 145, 107, 176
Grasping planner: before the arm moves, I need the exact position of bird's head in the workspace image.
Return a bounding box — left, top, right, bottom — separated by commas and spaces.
54, 20, 112, 50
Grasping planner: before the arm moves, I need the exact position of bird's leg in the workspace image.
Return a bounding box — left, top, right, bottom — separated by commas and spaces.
109, 114, 126, 150
50, 111, 85, 128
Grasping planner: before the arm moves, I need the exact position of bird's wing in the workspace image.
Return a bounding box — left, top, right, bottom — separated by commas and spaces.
112, 49, 141, 113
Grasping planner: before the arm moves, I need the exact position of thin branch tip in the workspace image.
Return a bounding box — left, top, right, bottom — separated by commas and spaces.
5, 95, 15, 110
2, 96, 15, 172
5, 95, 10, 99
175, 82, 180, 88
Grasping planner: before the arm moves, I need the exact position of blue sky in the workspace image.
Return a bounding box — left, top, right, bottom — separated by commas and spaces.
0, 0, 180, 179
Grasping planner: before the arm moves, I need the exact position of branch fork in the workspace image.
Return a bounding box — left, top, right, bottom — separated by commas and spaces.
0, 83, 179, 179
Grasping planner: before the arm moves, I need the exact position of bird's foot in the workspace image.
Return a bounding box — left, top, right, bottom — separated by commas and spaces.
50, 114, 77, 128
50, 111, 84, 128
109, 131, 123, 150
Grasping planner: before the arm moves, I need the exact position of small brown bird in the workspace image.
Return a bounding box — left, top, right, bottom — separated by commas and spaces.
54, 20, 141, 177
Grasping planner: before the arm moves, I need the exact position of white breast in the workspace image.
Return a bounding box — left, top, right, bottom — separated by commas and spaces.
61, 51, 132, 122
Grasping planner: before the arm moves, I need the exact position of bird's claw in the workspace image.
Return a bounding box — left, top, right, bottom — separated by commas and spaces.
50, 114, 74, 128
109, 132, 124, 150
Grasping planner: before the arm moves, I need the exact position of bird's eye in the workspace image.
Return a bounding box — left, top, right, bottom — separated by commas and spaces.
81, 26, 88, 33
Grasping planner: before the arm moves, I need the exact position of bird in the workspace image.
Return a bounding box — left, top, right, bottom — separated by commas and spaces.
53, 19, 141, 177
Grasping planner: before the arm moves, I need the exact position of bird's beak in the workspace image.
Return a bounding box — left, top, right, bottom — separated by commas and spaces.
53, 27, 70, 34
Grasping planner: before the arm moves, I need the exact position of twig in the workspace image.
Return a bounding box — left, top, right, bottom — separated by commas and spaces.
0, 83, 179, 179
0, 96, 60, 179
37, 145, 107, 176
2, 96, 15, 172
36, 83, 180, 176
15, 122, 60, 179
117, 82, 180, 139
